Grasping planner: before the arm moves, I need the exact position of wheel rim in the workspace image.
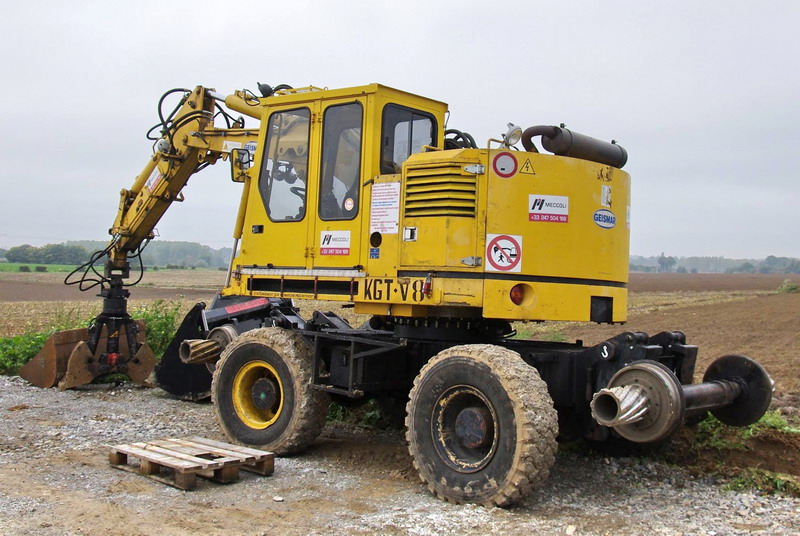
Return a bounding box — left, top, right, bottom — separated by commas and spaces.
232, 360, 284, 429
432, 385, 499, 473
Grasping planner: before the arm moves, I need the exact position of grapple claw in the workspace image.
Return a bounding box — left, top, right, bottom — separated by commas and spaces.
58, 341, 96, 390
19, 320, 152, 390
127, 343, 157, 384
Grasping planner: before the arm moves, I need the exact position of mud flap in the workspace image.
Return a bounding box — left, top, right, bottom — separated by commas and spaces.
155, 303, 213, 401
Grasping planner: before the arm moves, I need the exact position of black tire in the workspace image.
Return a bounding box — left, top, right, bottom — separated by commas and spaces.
211, 328, 328, 455
405, 344, 558, 507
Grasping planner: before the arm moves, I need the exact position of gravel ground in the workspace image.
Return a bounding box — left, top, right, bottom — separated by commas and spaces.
0, 375, 798, 536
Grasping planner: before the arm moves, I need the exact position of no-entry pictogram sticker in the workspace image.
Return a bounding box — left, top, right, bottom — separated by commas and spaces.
492, 152, 518, 178
486, 234, 522, 272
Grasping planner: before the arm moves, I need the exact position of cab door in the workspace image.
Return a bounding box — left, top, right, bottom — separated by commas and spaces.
253, 105, 317, 268
311, 99, 367, 270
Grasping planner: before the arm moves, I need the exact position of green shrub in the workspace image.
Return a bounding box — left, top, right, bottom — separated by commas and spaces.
0, 301, 182, 376
130, 300, 183, 357
34, 266, 47, 272
777, 279, 799, 294
18, 265, 30, 272
328, 401, 351, 422
0, 307, 94, 375
0, 332, 49, 375
327, 398, 401, 429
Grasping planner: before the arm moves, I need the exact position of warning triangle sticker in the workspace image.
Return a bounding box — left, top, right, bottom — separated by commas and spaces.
519, 159, 536, 175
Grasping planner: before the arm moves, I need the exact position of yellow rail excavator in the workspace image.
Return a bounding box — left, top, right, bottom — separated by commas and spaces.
21, 82, 773, 506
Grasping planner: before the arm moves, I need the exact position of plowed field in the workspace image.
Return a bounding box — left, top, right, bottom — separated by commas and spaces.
559, 290, 800, 393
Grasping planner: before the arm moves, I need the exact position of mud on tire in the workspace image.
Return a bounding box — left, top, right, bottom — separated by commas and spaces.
405, 344, 558, 507
211, 328, 328, 455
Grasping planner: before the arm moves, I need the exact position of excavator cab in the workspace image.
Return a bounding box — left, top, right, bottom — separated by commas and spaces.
20, 82, 773, 508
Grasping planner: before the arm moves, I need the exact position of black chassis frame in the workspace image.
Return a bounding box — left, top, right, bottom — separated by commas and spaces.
302, 312, 698, 441
158, 298, 698, 441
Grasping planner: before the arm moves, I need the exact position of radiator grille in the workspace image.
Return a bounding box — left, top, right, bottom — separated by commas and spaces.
404, 163, 477, 217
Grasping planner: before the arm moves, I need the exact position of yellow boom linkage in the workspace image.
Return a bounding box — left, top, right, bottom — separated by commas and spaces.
20, 86, 259, 389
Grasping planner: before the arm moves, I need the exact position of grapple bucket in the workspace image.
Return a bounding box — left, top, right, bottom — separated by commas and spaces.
19, 320, 155, 390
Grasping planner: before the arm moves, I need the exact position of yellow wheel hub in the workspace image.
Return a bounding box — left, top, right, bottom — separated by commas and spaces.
232, 360, 284, 429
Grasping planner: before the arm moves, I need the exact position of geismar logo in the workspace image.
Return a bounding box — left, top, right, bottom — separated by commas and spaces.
593, 209, 616, 229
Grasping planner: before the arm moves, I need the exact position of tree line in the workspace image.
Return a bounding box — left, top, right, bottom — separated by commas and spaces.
3, 243, 88, 265
630, 254, 800, 274
1, 241, 232, 268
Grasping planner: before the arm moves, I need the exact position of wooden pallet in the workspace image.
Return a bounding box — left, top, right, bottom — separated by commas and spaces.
109, 436, 274, 490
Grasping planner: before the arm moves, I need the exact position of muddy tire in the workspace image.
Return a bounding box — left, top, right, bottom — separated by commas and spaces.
405, 344, 558, 507
211, 328, 328, 455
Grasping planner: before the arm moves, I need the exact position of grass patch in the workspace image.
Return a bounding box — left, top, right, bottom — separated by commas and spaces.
695, 410, 800, 452
513, 322, 571, 341
678, 411, 800, 497
0, 262, 79, 273
327, 398, 403, 429
541, 331, 567, 343
723, 467, 800, 495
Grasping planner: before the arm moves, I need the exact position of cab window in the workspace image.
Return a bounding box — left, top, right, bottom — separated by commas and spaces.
319, 102, 363, 220
259, 108, 311, 222
380, 105, 436, 174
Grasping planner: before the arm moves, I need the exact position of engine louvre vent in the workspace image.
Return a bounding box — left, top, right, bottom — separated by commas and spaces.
404, 163, 478, 217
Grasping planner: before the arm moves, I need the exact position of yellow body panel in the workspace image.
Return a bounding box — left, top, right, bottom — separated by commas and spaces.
222, 84, 630, 324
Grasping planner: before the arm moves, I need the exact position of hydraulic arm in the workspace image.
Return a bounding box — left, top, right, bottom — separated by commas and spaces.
21, 86, 260, 389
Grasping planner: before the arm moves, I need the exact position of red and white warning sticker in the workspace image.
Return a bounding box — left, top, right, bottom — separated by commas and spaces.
492, 152, 518, 178
486, 234, 522, 272
529, 194, 569, 223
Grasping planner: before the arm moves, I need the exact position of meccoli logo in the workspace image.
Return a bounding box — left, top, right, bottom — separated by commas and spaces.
531, 199, 567, 210
593, 209, 616, 229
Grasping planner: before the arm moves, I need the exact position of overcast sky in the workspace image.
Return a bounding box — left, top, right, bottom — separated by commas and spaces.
1, 1, 798, 258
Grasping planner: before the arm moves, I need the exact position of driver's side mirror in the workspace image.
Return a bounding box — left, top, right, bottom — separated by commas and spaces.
230, 147, 251, 183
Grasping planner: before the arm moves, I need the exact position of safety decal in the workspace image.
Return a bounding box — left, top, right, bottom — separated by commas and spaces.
370, 182, 401, 234
343, 197, 355, 212
492, 152, 517, 178
519, 158, 536, 175
244, 141, 258, 156
320, 230, 351, 255
144, 167, 163, 192
486, 234, 522, 272
529, 194, 569, 223
593, 209, 617, 229
601, 185, 612, 208
222, 141, 242, 153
